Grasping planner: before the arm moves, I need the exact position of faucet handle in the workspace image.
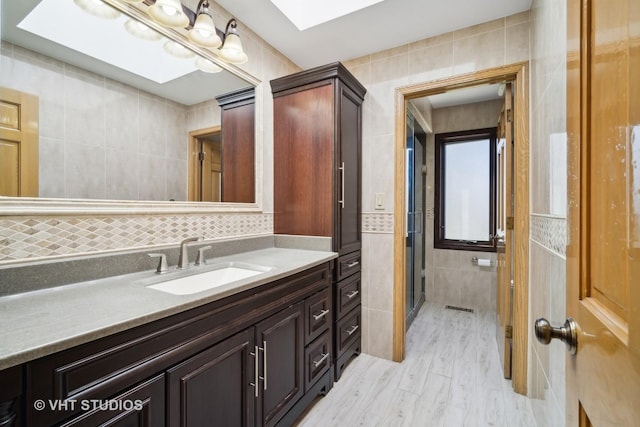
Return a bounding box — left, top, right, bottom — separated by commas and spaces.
148, 253, 168, 274
195, 246, 212, 266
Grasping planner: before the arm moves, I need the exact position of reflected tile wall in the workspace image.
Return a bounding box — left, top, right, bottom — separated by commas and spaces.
347, 12, 530, 358
528, 1, 568, 426
0, 43, 192, 202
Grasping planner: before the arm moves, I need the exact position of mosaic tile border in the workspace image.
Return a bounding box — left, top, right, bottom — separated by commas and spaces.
0, 213, 273, 263
530, 214, 567, 257
1, 211, 396, 263
362, 212, 394, 234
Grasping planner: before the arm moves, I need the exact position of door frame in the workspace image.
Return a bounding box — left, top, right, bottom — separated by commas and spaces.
188, 125, 221, 202
392, 62, 530, 394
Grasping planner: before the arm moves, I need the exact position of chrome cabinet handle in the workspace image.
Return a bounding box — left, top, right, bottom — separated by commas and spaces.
346, 290, 359, 299
346, 260, 359, 268
345, 325, 359, 336
262, 340, 267, 390
313, 309, 330, 321
534, 317, 578, 355
313, 353, 329, 368
250, 345, 259, 397
339, 162, 345, 209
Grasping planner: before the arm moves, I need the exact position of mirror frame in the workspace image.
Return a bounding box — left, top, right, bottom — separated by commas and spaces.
0, 0, 263, 215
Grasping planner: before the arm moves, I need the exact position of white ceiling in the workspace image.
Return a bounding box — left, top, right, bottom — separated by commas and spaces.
217, 0, 532, 69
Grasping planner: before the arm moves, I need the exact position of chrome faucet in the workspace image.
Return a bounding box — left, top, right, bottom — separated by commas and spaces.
177, 237, 204, 269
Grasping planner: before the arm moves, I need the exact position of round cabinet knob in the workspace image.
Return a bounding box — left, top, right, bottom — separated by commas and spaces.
534, 317, 578, 355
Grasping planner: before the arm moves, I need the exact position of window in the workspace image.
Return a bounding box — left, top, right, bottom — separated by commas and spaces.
434, 127, 497, 251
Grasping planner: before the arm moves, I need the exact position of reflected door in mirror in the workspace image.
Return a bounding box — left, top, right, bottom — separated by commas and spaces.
189, 127, 222, 202
0, 87, 38, 197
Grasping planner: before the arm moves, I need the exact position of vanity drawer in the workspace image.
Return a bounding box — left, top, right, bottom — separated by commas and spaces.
336, 251, 361, 281
336, 305, 361, 356
304, 287, 331, 344
335, 273, 361, 319
304, 330, 331, 391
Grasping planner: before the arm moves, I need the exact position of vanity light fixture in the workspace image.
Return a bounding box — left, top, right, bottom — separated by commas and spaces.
188, 1, 222, 48
218, 19, 248, 65
73, 0, 120, 19
148, 0, 189, 28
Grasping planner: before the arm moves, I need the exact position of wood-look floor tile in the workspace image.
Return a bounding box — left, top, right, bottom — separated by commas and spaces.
295, 302, 536, 427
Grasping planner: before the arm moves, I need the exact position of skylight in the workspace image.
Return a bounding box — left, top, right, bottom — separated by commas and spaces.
270, 0, 384, 31
18, 0, 197, 84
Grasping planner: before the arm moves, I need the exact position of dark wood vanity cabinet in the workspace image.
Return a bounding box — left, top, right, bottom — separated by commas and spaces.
166, 328, 256, 427
168, 302, 306, 427
256, 303, 304, 427
271, 62, 366, 380
0, 262, 333, 427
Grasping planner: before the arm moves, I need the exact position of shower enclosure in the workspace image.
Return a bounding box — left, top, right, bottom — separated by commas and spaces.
405, 112, 427, 328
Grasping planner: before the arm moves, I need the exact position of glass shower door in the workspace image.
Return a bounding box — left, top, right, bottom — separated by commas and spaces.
406, 112, 426, 329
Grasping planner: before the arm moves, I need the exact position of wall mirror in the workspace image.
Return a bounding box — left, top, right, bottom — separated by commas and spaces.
0, 0, 262, 214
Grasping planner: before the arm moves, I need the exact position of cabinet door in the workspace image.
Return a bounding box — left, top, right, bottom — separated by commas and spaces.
336, 84, 362, 255
273, 82, 334, 238
166, 329, 256, 427
59, 374, 165, 427
255, 303, 304, 427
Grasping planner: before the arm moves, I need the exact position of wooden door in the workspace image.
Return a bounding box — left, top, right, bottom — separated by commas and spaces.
166, 329, 256, 427
496, 82, 513, 379
188, 127, 221, 202
255, 303, 304, 427
566, 0, 640, 425
203, 137, 222, 202
0, 87, 38, 196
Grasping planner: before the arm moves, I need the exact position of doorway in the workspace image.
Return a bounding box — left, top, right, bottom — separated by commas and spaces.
405, 111, 427, 329
188, 126, 222, 202
392, 63, 530, 394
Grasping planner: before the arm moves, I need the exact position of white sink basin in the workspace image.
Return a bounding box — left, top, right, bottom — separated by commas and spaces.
147, 262, 270, 295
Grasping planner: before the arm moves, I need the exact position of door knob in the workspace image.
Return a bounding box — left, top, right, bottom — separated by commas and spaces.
534, 317, 578, 355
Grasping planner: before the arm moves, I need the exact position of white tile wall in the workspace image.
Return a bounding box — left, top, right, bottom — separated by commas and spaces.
528, 0, 568, 426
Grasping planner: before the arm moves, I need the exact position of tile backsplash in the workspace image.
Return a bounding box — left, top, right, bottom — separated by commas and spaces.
0, 213, 273, 264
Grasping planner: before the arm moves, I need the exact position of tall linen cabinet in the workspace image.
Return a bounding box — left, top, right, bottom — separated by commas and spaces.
271, 62, 366, 380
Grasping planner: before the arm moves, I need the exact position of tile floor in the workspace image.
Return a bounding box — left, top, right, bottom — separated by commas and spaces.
295, 301, 537, 426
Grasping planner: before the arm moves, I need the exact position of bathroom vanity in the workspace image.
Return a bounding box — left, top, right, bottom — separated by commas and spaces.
0, 240, 336, 427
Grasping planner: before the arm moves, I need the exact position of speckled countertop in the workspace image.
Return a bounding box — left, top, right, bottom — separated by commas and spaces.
0, 244, 337, 371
